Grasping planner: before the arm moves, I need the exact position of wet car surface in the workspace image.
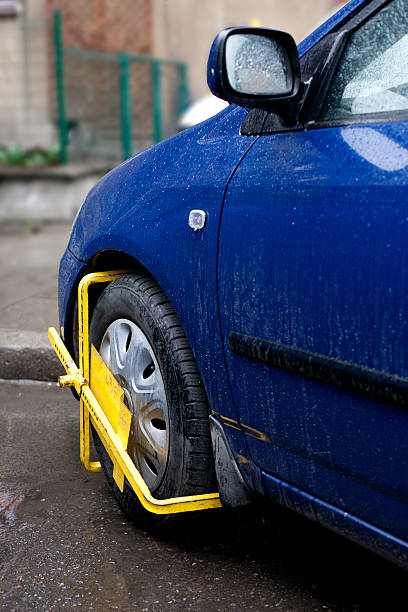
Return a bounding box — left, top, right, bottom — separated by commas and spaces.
56, 0, 408, 567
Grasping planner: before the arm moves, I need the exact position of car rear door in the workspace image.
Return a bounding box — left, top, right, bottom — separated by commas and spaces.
218, 0, 408, 539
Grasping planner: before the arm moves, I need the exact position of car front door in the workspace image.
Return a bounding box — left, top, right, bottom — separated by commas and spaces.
218, 0, 408, 538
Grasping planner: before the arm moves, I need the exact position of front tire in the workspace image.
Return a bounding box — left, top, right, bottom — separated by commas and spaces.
89, 273, 215, 527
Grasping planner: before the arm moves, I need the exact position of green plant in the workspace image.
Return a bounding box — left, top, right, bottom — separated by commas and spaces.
0, 144, 60, 166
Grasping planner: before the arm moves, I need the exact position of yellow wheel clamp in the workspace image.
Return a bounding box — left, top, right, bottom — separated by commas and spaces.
48, 270, 221, 514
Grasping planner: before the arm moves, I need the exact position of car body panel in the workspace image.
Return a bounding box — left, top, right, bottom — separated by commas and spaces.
261, 470, 408, 568
58, 247, 86, 339
57, 0, 408, 566
218, 121, 408, 540
63, 106, 258, 445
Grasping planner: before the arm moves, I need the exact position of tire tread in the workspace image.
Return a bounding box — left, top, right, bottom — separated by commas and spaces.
89, 271, 216, 526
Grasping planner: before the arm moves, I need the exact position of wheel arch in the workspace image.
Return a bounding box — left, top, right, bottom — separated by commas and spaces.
64, 248, 260, 507
64, 249, 151, 362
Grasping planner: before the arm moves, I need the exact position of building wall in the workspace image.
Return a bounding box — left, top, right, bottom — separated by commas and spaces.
0, 7, 25, 146
0, 0, 153, 150
154, 0, 341, 101
0, 0, 345, 151
45, 0, 153, 158
0, 0, 53, 148
45, 0, 152, 54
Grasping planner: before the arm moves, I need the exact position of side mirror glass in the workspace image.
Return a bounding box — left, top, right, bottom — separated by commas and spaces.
207, 27, 301, 112
225, 34, 293, 96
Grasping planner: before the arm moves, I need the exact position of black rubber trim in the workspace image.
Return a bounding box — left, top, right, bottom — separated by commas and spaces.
240, 0, 392, 136
228, 331, 408, 409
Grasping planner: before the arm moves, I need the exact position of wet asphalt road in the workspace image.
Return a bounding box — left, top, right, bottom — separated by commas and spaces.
0, 381, 406, 611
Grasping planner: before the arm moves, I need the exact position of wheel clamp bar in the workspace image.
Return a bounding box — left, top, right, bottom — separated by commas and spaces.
48, 270, 222, 514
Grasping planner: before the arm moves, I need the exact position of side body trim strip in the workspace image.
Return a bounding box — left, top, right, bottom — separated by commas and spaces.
228, 332, 408, 409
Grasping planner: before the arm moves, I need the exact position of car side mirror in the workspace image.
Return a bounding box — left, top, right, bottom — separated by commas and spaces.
207, 27, 301, 118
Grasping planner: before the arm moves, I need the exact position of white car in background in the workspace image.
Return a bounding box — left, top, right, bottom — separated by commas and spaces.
178, 94, 229, 129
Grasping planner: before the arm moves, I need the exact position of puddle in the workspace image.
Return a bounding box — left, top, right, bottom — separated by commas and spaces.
0, 489, 24, 526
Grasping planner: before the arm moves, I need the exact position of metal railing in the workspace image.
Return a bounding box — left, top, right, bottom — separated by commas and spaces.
53, 11, 188, 164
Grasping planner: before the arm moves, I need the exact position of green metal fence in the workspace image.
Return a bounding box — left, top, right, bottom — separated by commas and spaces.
53, 11, 188, 164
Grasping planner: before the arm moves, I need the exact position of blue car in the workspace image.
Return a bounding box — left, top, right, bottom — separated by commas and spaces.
58, 0, 408, 567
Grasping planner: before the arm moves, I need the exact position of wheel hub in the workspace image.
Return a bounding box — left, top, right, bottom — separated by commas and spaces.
99, 319, 169, 492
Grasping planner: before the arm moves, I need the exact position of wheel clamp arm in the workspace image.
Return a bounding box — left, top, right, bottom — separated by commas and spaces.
48, 270, 221, 515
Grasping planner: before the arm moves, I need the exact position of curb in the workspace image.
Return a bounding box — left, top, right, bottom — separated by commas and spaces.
0, 329, 61, 382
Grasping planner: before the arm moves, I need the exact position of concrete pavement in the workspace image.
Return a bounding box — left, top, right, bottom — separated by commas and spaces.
0, 222, 71, 381
1, 380, 406, 611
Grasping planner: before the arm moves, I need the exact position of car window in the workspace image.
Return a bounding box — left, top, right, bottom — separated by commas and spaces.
321, 0, 408, 119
